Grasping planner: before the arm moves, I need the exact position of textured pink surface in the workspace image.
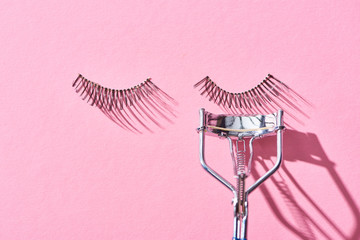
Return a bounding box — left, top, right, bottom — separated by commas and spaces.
1, 1, 360, 239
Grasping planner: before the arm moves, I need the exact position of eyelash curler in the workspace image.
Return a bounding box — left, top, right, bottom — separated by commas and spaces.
73, 74, 176, 133
197, 108, 284, 240
194, 74, 304, 116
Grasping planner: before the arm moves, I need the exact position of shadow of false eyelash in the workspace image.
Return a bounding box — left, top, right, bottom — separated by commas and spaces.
73, 74, 177, 133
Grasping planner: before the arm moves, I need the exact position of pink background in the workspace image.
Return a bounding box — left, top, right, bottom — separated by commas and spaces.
1, 1, 360, 239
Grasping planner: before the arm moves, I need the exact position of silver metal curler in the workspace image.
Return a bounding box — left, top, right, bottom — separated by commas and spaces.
197, 108, 284, 240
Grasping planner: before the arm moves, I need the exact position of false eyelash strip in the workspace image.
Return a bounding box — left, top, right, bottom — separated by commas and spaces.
73, 74, 176, 133
194, 74, 299, 114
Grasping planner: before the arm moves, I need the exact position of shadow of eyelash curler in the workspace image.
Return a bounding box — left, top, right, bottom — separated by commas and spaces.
194, 74, 311, 126
73, 74, 177, 133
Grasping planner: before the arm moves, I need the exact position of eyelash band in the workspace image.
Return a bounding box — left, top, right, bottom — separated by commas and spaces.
73, 74, 176, 133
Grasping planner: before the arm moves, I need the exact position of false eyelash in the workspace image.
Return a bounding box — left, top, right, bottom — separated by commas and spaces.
73, 74, 176, 133
194, 74, 298, 115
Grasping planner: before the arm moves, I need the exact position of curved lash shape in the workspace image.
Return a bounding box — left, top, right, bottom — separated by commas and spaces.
73, 74, 176, 133
194, 74, 307, 117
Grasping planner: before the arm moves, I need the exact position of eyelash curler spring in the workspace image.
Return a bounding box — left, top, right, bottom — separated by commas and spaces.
72, 74, 176, 133
197, 108, 284, 240
194, 74, 306, 117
